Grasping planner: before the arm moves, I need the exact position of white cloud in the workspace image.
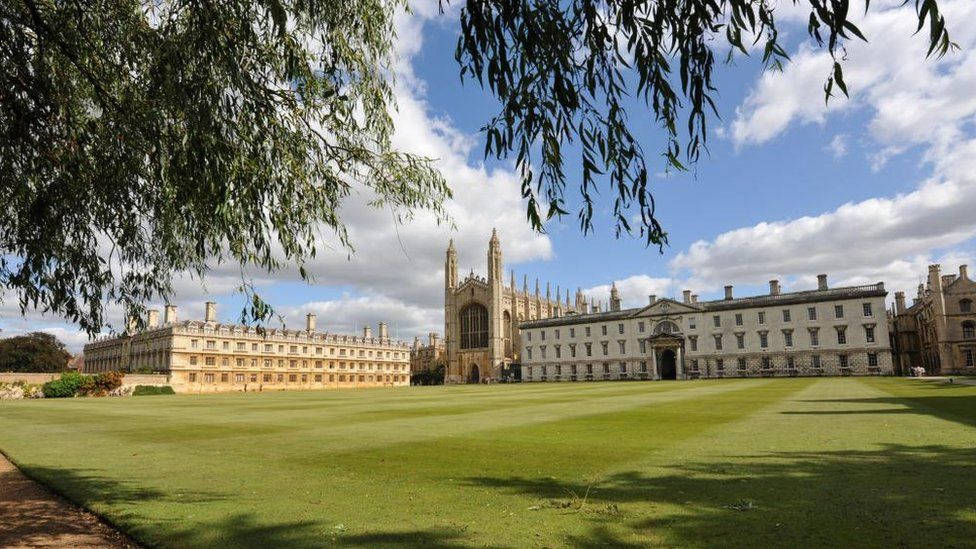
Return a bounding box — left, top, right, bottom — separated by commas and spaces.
826, 134, 848, 158
584, 275, 679, 309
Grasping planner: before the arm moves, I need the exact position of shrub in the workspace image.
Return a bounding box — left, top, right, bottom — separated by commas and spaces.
92, 371, 125, 395
41, 372, 88, 398
132, 385, 175, 396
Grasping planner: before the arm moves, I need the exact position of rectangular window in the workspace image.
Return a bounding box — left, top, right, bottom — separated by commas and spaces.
689, 336, 698, 352
189, 356, 198, 365
759, 332, 768, 348
737, 358, 746, 370
839, 354, 849, 368
620, 362, 627, 373
236, 358, 244, 367
555, 329, 560, 340
716, 359, 724, 371
812, 355, 822, 368
236, 342, 245, 351
569, 328, 576, 338
527, 332, 532, 341
689, 318, 697, 330
784, 331, 793, 347
251, 343, 258, 351
787, 356, 795, 370
204, 373, 215, 383
205, 356, 215, 366
713, 315, 721, 328
639, 340, 646, 354
570, 344, 577, 358
863, 302, 873, 317
189, 373, 197, 382
837, 327, 847, 345
691, 359, 699, 371
618, 323, 624, 334
714, 334, 723, 351
585, 327, 591, 337
555, 345, 561, 359
966, 350, 974, 368
758, 311, 766, 324
206, 340, 216, 350
315, 374, 323, 382
585, 343, 592, 356
586, 364, 593, 374
638, 322, 645, 333
541, 330, 546, 341
602, 325, 608, 336
762, 357, 771, 369
235, 373, 245, 382
640, 361, 647, 373
868, 352, 879, 367
782, 309, 791, 322
601, 342, 608, 356
735, 313, 743, 326
603, 363, 610, 374
618, 341, 626, 354
808, 307, 817, 320
736, 333, 744, 349
865, 326, 876, 343
191, 339, 198, 349
810, 329, 820, 347
222, 341, 230, 350
835, 305, 844, 318
540, 346, 547, 359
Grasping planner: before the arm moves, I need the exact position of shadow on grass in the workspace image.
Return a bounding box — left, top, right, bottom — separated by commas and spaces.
796, 383, 976, 429
465, 444, 976, 547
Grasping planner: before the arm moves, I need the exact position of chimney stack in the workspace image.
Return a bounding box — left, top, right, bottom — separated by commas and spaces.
769, 280, 780, 296
724, 285, 733, 300
205, 301, 217, 322
961, 265, 969, 280
817, 274, 828, 291
306, 313, 316, 332
164, 304, 177, 324
895, 291, 906, 315
649, 295, 657, 305
147, 309, 159, 329
379, 322, 389, 340
363, 325, 372, 339
691, 294, 699, 303
682, 290, 691, 303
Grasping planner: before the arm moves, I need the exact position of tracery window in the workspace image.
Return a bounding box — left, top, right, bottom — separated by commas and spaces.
459, 304, 489, 349
654, 321, 679, 335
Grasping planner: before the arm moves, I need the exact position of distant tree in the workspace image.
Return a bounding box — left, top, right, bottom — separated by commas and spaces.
0, 0, 953, 335
0, 332, 71, 372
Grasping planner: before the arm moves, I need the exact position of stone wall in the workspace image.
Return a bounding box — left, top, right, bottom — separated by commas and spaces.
0, 372, 172, 387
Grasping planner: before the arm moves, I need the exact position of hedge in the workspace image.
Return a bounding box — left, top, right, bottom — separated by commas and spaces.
132, 385, 175, 396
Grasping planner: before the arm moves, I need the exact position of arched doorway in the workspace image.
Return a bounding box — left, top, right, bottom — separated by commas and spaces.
660, 350, 677, 380
467, 364, 481, 384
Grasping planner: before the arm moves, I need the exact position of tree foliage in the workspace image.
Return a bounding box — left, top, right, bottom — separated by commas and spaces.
450, 0, 954, 247
0, 0, 450, 335
0, 331, 71, 372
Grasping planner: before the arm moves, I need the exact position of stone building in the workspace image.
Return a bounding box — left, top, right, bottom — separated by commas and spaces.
889, 264, 976, 374
83, 302, 411, 392
520, 275, 893, 381
443, 230, 586, 383
410, 332, 445, 374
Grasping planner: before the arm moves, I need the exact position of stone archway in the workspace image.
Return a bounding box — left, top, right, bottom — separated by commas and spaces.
660, 350, 677, 380
467, 364, 481, 384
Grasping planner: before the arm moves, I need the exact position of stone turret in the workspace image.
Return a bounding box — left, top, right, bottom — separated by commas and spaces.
610, 282, 621, 312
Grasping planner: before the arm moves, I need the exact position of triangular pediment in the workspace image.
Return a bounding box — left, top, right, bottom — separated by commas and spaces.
632, 298, 700, 317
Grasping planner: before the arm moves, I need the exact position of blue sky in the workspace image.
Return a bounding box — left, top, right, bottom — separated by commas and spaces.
3, 0, 975, 351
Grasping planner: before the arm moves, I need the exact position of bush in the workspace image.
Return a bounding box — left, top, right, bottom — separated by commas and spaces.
132, 385, 175, 396
42, 372, 87, 398
91, 371, 125, 395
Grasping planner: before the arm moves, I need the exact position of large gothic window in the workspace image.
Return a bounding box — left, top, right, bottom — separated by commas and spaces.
460, 304, 489, 349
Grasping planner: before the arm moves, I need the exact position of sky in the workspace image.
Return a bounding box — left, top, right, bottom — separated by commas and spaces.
3, 0, 976, 352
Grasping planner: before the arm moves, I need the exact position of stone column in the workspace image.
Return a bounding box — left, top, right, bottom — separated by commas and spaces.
676, 346, 684, 379
650, 346, 660, 380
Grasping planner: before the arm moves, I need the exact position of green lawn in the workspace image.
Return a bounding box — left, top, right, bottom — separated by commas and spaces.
1, 378, 975, 547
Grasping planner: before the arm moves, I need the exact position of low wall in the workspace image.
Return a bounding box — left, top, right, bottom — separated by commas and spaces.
0, 373, 60, 384
0, 372, 172, 387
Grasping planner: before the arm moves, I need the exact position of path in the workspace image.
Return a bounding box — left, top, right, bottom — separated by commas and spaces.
0, 453, 135, 548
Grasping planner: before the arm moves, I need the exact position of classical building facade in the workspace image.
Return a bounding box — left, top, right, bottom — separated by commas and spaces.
83, 302, 410, 392
889, 264, 976, 374
520, 275, 893, 381
443, 230, 586, 383
410, 332, 445, 374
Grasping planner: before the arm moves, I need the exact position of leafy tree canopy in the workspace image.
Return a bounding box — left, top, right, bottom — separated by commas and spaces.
0, 331, 71, 372
0, 0, 952, 335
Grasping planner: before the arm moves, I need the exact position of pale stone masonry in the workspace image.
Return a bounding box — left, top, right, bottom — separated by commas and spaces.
520, 275, 893, 381
443, 230, 586, 383
889, 264, 976, 374
410, 332, 445, 374
83, 303, 410, 392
